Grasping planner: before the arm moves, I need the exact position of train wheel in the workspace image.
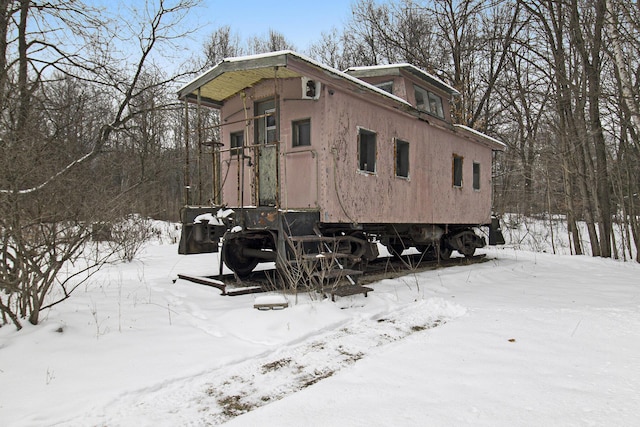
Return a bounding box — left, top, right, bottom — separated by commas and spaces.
417, 244, 437, 260
222, 237, 259, 278
438, 240, 452, 260
438, 245, 452, 260
457, 232, 478, 257
459, 237, 477, 257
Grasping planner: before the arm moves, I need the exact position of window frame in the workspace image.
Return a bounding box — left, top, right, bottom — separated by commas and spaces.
255, 99, 277, 144
453, 154, 463, 188
230, 130, 244, 157
375, 81, 394, 94
414, 84, 444, 119
428, 91, 444, 118
472, 162, 481, 190
395, 138, 410, 179
292, 118, 311, 147
358, 128, 377, 174
265, 107, 277, 143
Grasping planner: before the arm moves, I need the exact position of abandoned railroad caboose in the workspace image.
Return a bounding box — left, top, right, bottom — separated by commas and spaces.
178, 50, 505, 281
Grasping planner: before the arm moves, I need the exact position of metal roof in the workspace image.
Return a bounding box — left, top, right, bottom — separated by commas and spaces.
177, 50, 412, 108
178, 52, 301, 105
177, 51, 504, 151
345, 63, 460, 96
454, 124, 506, 151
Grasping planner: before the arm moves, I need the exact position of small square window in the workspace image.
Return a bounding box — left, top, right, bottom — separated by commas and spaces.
395, 139, 409, 178
414, 86, 426, 111
473, 162, 480, 190
414, 85, 444, 119
265, 108, 277, 143
292, 119, 311, 147
230, 131, 244, 156
428, 92, 444, 118
453, 155, 463, 187
358, 129, 376, 173
376, 81, 394, 94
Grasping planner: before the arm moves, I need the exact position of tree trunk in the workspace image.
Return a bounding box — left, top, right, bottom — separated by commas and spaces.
572, 0, 612, 257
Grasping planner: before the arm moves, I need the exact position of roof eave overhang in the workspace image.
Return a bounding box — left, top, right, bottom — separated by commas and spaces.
405, 67, 461, 97
182, 93, 223, 108
177, 52, 294, 104
178, 51, 416, 111
345, 64, 460, 97
453, 124, 507, 151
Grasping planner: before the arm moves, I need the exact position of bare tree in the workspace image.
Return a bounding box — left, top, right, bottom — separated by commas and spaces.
604, 0, 640, 261
247, 29, 295, 54
494, 30, 554, 216
0, 0, 200, 330
204, 25, 243, 67
308, 28, 356, 70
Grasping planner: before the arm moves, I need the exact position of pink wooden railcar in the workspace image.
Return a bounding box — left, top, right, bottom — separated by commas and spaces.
178, 51, 505, 277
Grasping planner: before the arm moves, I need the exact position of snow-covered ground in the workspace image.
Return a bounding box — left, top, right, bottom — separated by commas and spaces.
1, 235, 639, 426
500, 213, 638, 261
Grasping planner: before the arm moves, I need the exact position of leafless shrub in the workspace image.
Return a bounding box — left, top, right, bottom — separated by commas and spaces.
108, 215, 155, 262
0, 0, 200, 330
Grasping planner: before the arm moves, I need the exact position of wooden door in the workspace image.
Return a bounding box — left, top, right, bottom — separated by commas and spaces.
255, 100, 277, 206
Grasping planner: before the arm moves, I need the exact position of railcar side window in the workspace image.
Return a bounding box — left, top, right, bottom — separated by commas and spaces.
414, 85, 444, 119
415, 86, 426, 111
230, 131, 244, 156
255, 100, 277, 144
453, 154, 463, 187
375, 81, 394, 94
292, 119, 311, 147
358, 129, 377, 173
265, 108, 277, 143
473, 162, 480, 190
428, 91, 444, 118
395, 139, 410, 178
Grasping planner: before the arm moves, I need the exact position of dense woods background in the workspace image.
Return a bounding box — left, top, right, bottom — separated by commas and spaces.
2, 0, 640, 327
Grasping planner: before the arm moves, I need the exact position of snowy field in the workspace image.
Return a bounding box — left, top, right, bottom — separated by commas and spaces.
1, 229, 640, 426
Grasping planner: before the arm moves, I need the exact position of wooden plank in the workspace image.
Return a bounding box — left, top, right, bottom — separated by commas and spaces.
331, 285, 372, 297
300, 253, 360, 261
177, 274, 226, 294
324, 285, 373, 301
227, 286, 266, 296
254, 302, 288, 310
254, 295, 289, 310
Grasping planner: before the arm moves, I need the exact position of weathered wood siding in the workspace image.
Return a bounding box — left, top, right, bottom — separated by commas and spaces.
219, 69, 493, 226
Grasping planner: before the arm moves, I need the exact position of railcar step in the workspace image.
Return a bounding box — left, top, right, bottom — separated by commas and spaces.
300, 253, 361, 261
310, 268, 364, 280
323, 284, 373, 301
253, 295, 289, 310
288, 235, 338, 243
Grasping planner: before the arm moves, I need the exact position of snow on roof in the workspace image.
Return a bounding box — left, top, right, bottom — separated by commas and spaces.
454, 124, 507, 150
223, 49, 293, 64
282, 51, 415, 106
345, 63, 460, 96
178, 50, 413, 108
179, 51, 503, 151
